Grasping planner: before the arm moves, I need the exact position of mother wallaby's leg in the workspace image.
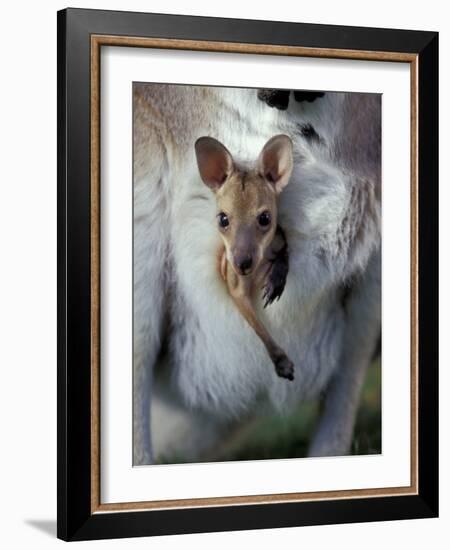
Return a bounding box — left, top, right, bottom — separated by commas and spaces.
133, 171, 170, 464
133, 93, 171, 464
308, 250, 381, 457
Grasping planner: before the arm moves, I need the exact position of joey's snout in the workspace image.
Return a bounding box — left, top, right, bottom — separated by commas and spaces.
229, 227, 259, 276
234, 253, 254, 276
195, 133, 293, 281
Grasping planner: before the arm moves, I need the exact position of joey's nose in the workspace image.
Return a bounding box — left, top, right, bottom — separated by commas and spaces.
237, 256, 253, 275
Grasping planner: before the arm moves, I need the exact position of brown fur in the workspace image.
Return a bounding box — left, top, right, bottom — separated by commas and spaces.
195, 135, 295, 380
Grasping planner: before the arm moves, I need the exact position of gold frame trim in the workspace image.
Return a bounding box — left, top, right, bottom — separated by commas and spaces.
90, 35, 419, 514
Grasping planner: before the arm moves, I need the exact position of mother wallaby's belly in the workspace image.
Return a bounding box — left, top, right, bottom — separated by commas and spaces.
168, 192, 345, 417
170, 274, 344, 418
156, 86, 346, 417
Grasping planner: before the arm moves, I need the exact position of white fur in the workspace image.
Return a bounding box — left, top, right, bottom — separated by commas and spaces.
133, 85, 381, 464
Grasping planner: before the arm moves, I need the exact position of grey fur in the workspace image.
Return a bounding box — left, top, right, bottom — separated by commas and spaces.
133, 84, 381, 464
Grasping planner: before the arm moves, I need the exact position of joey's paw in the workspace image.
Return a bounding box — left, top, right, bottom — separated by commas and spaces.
262, 261, 288, 308
262, 280, 277, 308
274, 355, 295, 381
262, 228, 289, 308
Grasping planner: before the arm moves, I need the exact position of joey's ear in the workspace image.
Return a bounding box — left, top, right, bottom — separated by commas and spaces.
195, 137, 234, 192
258, 134, 293, 193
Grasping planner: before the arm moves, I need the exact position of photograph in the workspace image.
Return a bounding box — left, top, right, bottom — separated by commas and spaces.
55, 6, 438, 541
133, 83, 382, 466
0, 0, 444, 547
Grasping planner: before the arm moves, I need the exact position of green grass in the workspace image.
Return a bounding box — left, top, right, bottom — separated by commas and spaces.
206, 359, 381, 462
158, 359, 381, 464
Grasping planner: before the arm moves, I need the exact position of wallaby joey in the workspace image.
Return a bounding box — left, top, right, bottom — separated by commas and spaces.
195, 134, 295, 381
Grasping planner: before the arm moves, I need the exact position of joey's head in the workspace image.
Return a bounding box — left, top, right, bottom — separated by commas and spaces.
195, 134, 293, 276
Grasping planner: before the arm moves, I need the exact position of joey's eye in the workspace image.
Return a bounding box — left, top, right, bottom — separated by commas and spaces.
258, 211, 271, 227
217, 212, 229, 228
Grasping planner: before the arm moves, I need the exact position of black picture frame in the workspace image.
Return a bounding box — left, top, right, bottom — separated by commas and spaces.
57, 7, 438, 541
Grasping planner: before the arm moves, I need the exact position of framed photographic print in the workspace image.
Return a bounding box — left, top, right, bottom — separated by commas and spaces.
57, 8, 438, 541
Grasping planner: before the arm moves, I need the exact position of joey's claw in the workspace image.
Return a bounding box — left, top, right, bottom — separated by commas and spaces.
262, 264, 287, 307
262, 226, 289, 308
274, 355, 295, 381
263, 288, 276, 308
